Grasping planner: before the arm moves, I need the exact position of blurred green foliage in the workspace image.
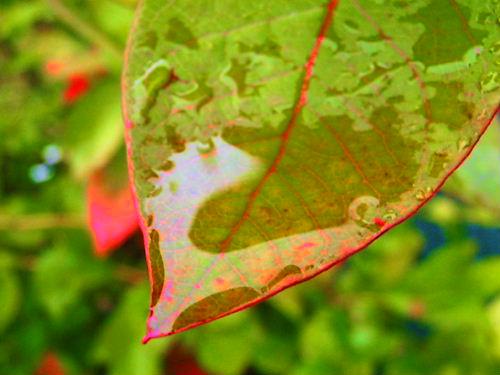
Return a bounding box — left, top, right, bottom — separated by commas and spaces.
1, 1, 500, 374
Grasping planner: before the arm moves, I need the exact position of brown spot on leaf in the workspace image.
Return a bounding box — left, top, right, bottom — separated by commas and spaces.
149, 230, 165, 307
172, 287, 260, 331
265, 264, 302, 292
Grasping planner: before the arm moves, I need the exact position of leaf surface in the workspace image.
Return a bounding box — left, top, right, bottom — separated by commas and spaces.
123, 0, 500, 340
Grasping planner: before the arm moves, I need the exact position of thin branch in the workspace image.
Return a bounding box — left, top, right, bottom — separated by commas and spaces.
46, 0, 123, 60
16, 254, 147, 284
115, 264, 148, 284
0, 213, 87, 231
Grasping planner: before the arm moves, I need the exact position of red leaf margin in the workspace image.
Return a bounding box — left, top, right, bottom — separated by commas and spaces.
122, 0, 500, 342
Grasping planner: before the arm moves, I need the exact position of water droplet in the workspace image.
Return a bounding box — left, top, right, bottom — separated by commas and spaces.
382, 209, 398, 221
415, 187, 432, 201
480, 71, 498, 92
29, 164, 54, 184
415, 189, 426, 201
42, 144, 62, 165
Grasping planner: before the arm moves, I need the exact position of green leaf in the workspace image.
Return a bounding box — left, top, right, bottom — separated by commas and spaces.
184, 310, 261, 375
87, 146, 139, 257
92, 282, 172, 375
488, 297, 500, 360
445, 120, 500, 215
64, 78, 123, 179
299, 308, 348, 368
34, 244, 109, 320
123, 0, 500, 338
0, 251, 20, 334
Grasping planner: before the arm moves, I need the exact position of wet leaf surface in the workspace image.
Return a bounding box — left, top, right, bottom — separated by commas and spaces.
123, 0, 500, 339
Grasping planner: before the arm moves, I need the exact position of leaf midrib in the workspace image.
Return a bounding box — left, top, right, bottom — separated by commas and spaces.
219, 0, 341, 252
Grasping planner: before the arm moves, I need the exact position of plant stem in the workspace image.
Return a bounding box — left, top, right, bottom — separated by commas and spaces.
45, 0, 123, 60
0, 213, 87, 231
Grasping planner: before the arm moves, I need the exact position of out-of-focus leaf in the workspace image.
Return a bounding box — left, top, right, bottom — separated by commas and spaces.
267, 285, 304, 322
20, 28, 94, 76
253, 333, 296, 375
402, 242, 487, 329
445, 120, 500, 215
92, 282, 171, 375
300, 309, 347, 365
0, 1, 48, 39
33, 244, 109, 320
252, 305, 298, 375
87, 147, 138, 257
64, 79, 123, 179
470, 257, 500, 297
184, 311, 261, 375
488, 297, 500, 360
0, 251, 20, 334
347, 224, 424, 287
88, 0, 134, 45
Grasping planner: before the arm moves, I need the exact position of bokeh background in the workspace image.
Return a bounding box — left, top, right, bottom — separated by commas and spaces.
1, 1, 500, 374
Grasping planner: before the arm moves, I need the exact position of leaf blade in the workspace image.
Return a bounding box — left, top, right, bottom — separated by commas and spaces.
123, 0, 500, 339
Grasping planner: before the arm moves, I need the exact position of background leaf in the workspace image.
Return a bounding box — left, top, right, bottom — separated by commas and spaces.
87, 147, 139, 257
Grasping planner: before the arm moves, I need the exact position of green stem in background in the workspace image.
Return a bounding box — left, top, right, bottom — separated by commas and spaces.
16, 254, 147, 284
45, 0, 123, 61
115, 263, 148, 284
0, 213, 87, 231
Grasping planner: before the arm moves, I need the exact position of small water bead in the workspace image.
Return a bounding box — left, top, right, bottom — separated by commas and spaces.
42, 144, 62, 165
415, 189, 426, 201
29, 164, 54, 184
415, 186, 433, 201
480, 71, 498, 92
382, 209, 398, 222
